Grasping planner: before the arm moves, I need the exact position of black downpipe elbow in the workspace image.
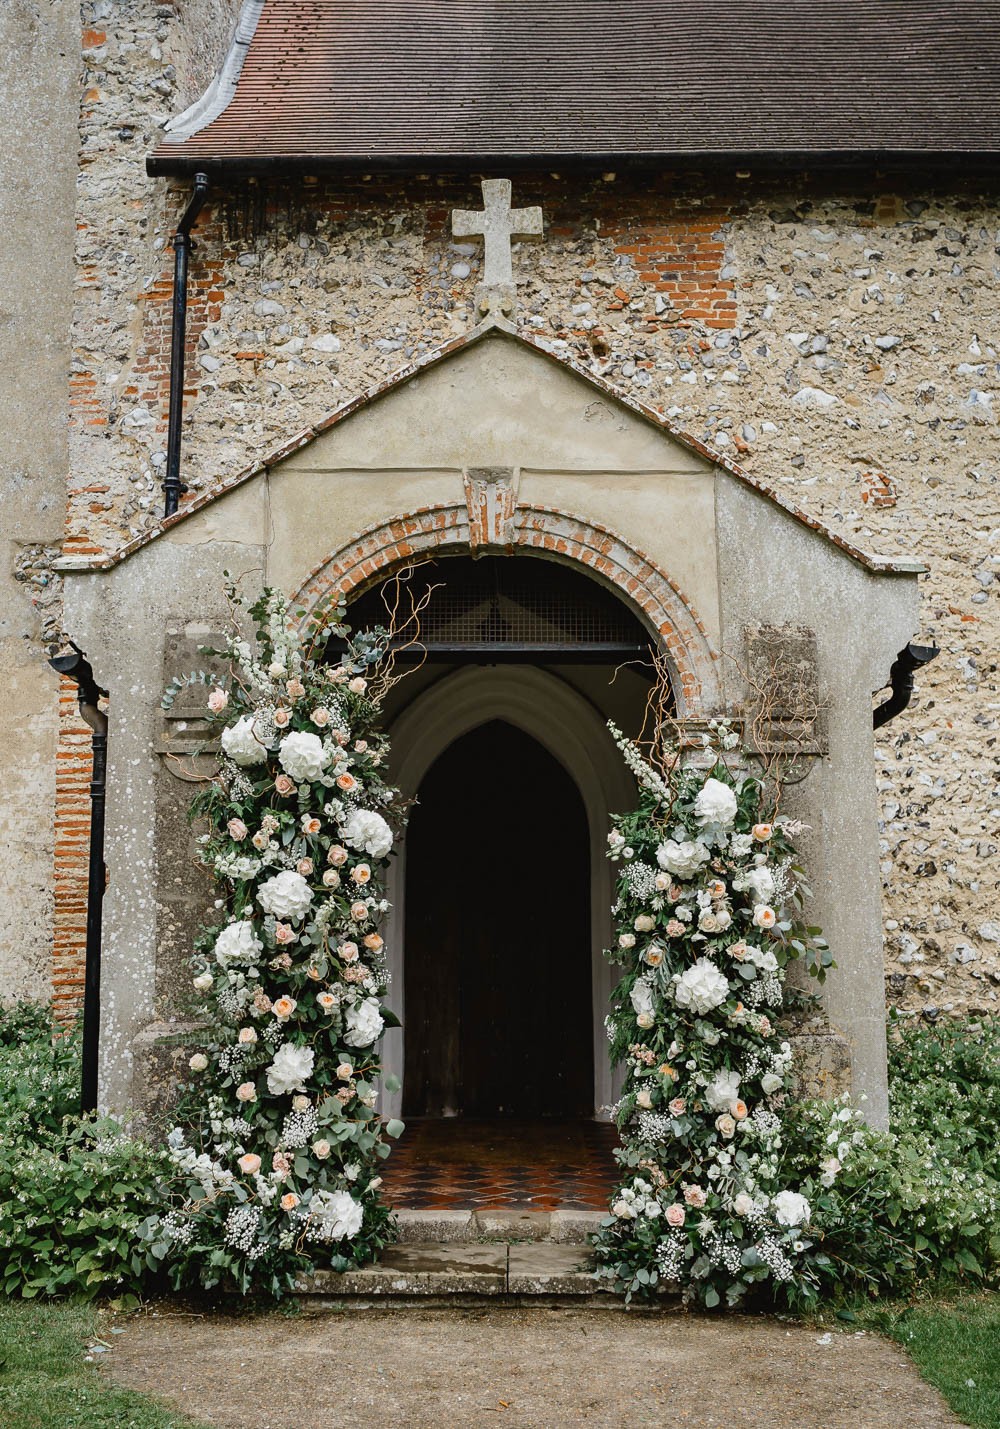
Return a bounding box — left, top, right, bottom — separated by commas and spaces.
163, 172, 210, 519
873, 642, 940, 729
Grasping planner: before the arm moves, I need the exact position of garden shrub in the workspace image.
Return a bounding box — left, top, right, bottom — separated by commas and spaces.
0, 1008, 167, 1303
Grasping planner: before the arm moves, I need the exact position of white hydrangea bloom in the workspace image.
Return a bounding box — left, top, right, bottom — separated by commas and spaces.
278, 730, 331, 783
693, 777, 738, 829
220, 715, 269, 767
771, 1190, 811, 1227
705, 1068, 742, 1111
655, 838, 711, 879
308, 1189, 364, 1241
340, 808, 393, 859
672, 957, 730, 1015
265, 1041, 315, 1096
214, 919, 263, 969
343, 996, 385, 1048
257, 870, 313, 922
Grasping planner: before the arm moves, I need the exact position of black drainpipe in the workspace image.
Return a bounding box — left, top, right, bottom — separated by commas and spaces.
48, 644, 108, 1115
873, 642, 940, 729
164, 172, 210, 519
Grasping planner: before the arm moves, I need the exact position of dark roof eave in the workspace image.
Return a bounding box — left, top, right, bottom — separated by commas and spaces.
146, 146, 1000, 179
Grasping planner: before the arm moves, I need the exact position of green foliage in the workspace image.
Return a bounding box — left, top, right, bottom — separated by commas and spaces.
0, 1008, 169, 1303
0, 1301, 206, 1428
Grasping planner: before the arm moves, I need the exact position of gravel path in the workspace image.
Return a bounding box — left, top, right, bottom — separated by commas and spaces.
103, 1304, 965, 1429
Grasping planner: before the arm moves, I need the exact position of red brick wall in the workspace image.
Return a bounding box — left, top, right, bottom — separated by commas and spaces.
52, 679, 92, 1020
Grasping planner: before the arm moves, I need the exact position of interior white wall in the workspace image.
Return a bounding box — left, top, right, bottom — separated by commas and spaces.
378, 664, 635, 1123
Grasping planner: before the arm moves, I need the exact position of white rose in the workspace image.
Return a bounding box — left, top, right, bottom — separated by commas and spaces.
771, 1190, 811, 1227
266, 1041, 315, 1096
693, 777, 738, 829
220, 714, 269, 767
308, 1188, 364, 1241
629, 980, 656, 1021
761, 1072, 784, 1095
344, 996, 385, 1048
672, 958, 730, 1015
278, 730, 331, 784
612, 1198, 637, 1220
705, 1068, 742, 1112
188, 1053, 208, 1072
214, 919, 263, 969
732, 1192, 754, 1217
257, 870, 313, 922
340, 808, 394, 860
634, 914, 655, 933
656, 838, 711, 880
193, 971, 214, 993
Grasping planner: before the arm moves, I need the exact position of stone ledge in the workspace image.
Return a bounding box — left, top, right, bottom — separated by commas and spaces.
297, 1241, 606, 1298
394, 1207, 601, 1244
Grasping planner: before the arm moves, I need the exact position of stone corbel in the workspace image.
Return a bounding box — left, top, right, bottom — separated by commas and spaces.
463, 466, 520, 550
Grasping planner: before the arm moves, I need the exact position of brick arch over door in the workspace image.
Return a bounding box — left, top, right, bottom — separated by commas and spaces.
291, 503, 723, 715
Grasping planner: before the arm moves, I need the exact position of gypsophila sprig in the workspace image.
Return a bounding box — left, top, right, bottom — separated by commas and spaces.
140, 584, 405, 1297
593, 719, 836, 1311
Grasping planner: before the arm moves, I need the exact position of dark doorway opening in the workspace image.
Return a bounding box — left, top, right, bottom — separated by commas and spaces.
403, 719, 593, 1118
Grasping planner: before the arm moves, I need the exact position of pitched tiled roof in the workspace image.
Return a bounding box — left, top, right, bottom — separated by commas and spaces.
149, 0, 1000, 173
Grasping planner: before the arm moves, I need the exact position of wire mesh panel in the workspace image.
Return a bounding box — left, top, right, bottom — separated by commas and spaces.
338, 554, 653, 659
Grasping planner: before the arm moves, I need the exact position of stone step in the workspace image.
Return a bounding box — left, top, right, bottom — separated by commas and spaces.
393, 1207, 603, 1244
298, 1241, 609, 1300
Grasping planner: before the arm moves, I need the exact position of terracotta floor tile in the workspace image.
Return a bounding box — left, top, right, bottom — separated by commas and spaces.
382, 1117, 619, 1211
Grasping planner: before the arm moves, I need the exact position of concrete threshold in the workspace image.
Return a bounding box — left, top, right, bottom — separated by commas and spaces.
297, 1240, 608, 1300
393, 1207, 603, 1244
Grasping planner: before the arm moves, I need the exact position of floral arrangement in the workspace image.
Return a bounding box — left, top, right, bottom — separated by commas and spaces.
141, 584, 403, 1295
592, 719, 836, 1309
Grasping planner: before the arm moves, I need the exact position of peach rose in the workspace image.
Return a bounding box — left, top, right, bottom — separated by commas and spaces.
644, 947, 663, 967
322, 868, 341, 888
275, 774, 296, 796
729, 941, 748, 960
227, 818, 248, 841
732, 1099, 748, 1120
665, 1204, 686, 1227
286, 678, 305, 700
237, 1026, 258, 1045
297, 857, 314, 877
708, 880, 727, 900
207, 687, 229, 713
339, 941, 359, 962
669, 1097, 687, 1116
363, 932, 383, 952
311, 707, 330, 727
272, 995, 297, 1020
350, 863, 372, 885
280, 1192, 300, 1212
236, 1081, 257, 1103
327, 844, 348, 867
274, 923, 297, 946
658, 1063, 677, 1081
350, 901, 368, 922
301, 815, 322, 836
312, 1139, 331, 1159
354, 739, 368, 753
336, 1062, 354, 1081
715, 1114, 736, 1139
252, 831, 270, 850
753, 905, 777, 930
634, 914, 655, 933
348, 676, 367, 695
317, 992, 337, 1013
273, 707, 291, 728
752, 823, 773, 841
336, 772, 358, 793
238, 1153, 261, 1175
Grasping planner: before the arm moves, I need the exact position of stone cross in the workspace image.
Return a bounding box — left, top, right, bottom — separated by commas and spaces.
451, 178, 543, 317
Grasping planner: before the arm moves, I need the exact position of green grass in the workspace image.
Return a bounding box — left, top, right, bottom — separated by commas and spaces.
852, 1291, 1000, 1429
0, 1301, 206, 1429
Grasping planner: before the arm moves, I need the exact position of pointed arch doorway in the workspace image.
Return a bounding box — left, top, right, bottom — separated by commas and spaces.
403, 718, 593, 1119
341, 552, 659, 1209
